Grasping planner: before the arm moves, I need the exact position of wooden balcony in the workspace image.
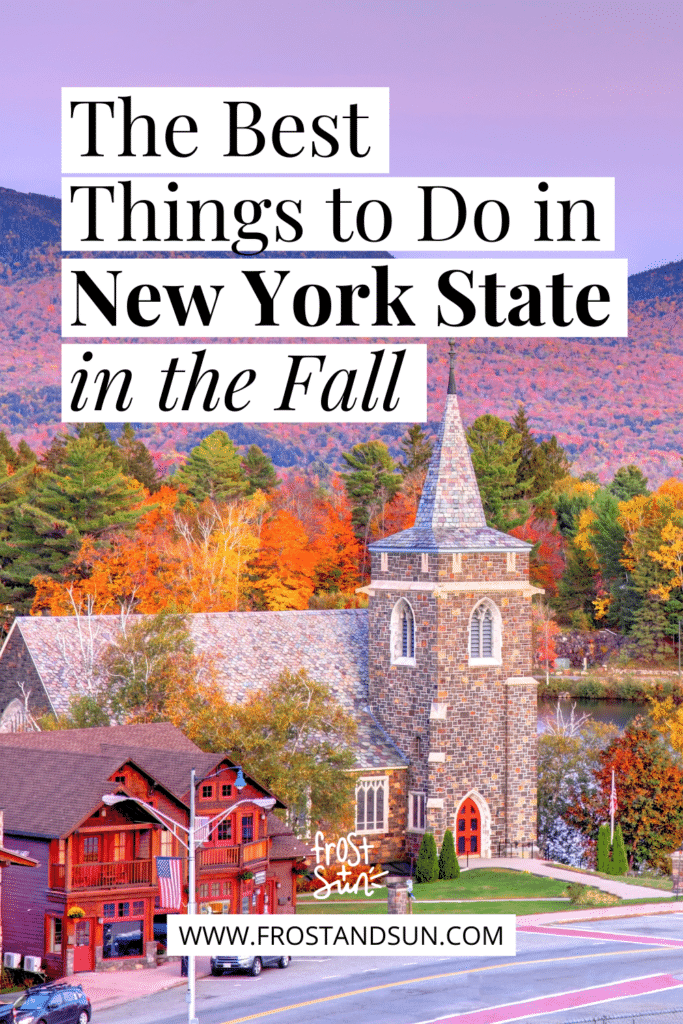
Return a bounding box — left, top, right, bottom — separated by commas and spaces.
197, 839, 268, 870
49, 859, 153, 890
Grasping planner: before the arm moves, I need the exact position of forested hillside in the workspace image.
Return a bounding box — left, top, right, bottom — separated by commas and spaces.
0, 187, 681, 484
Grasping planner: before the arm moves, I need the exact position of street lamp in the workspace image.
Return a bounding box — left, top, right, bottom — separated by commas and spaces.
104, 772, 276, 1024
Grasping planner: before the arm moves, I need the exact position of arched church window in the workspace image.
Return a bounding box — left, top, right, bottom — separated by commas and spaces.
390, 598, 416, 664
469, 600, 502, 664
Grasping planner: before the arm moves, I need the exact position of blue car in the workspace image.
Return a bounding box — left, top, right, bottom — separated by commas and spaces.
0, 983, 91, 1024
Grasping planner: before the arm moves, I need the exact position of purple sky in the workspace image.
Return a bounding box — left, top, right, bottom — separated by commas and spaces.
2, 0, 680, 274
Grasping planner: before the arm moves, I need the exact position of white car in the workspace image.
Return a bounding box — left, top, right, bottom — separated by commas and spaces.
210, 953, 291, 976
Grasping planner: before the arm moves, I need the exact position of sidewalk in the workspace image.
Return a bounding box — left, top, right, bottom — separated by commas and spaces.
61, 957, 211, 1012
464, 856, 676, 901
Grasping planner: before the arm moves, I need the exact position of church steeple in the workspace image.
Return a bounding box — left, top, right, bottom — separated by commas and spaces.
372, 342, 527, 553
413, 341, 487, 536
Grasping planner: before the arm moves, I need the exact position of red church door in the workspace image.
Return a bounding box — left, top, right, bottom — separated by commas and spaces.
73, 918, 94, 971
456, 798, 480, 855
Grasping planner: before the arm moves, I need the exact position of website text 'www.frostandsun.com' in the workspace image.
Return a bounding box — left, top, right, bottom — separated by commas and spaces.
166, 915, 516, 957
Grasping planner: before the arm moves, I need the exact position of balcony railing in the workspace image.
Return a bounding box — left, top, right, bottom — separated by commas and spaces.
50, 859, 153, 890
197, 839, 268, 870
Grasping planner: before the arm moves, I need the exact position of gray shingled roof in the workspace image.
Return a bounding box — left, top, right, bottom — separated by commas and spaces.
5, 611, 407, 771
0, 747, 168, 838
370, 392, 529, 554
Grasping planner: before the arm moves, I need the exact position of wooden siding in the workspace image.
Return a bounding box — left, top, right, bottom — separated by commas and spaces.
2, 836, 60, 960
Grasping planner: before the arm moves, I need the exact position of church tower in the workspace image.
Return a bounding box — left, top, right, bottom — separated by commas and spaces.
365, 347, 540, 858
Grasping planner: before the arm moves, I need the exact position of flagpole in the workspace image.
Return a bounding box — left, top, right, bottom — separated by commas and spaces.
188, 766, 197, 1024
610, 768, 615, 845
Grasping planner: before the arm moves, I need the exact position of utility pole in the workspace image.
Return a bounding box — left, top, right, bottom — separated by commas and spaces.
188, 766, 197, 1024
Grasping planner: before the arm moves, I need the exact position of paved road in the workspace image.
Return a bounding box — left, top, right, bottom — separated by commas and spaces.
94, 914, 683, 1024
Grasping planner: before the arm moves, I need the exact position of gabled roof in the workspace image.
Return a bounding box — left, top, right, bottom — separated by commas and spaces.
0, 721, 204, 754
371, 347, 530, 554
0, 845, 38, 867
0, 730, 286, 808
0, 747, 182, 839
3, 612, 408, 771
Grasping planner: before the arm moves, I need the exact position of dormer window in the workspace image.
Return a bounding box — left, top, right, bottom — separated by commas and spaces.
469, 600, 502, 665
391, 598, 416, 665
201, 785, 213, 799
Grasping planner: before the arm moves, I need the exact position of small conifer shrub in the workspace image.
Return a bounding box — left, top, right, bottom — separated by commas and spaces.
415, 833, 439, 883
438, 829, 459, 880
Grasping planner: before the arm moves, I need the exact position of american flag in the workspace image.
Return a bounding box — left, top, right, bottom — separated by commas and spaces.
609, 769, 618, 819
156, 856, 183, 910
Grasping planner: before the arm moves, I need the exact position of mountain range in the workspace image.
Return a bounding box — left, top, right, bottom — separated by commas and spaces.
0, 185, 681, 484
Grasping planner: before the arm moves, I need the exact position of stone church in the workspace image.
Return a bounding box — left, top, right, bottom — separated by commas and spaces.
0, 363, 540, 865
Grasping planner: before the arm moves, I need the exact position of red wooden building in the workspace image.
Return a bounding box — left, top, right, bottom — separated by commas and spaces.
0, 724, 307, 976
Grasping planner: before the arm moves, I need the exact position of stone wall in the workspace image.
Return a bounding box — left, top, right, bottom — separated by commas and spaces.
367, 549, 537, 852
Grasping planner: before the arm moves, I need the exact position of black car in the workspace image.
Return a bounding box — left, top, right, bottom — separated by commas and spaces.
0, 982, 91, 1024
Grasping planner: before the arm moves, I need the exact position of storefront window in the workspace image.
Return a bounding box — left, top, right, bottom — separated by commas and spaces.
103, 920, 143, 959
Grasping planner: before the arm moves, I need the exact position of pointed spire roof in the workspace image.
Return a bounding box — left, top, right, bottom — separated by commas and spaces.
371, 343, 529, 553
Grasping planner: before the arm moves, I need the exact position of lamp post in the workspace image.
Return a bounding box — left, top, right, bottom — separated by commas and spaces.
103, 777, 276, 1024
678, 619, 681, 678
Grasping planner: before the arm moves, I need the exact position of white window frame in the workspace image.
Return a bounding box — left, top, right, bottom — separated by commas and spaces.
355, 776, 388, 834
468, 599, 502, 666
391, 598, 416, 666
408, 791, 426, 832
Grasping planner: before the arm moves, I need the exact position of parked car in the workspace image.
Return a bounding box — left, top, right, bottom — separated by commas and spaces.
210, 954, 291, 976
0, 982, 91, 1024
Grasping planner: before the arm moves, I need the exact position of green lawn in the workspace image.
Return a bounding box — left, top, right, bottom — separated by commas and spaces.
547, 864, 673, 892
298, 868, 568, 907
297, 899, 569, 916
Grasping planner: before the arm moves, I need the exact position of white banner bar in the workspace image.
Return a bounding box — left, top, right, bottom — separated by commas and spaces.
61, 176, 615, 253
61, 343, 427, 423
62, 88, 389, 173
61, 258, 628, 338
166, 914, 516, 957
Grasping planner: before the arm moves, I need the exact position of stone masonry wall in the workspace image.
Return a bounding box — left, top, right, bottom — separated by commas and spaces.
368, 549, 537, 854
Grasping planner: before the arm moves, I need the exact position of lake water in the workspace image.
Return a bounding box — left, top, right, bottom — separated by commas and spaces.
537, 697, 640, 734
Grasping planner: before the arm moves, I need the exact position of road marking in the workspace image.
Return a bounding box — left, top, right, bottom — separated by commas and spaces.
519, 924, 683, 947
215, 945, 670, 1024
412, 973, 683, 1024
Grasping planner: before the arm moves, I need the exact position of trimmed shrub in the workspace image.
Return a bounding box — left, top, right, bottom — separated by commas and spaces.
438, 829, 459, 880
415, 833, 439, 883
612, 824, 628, 875
597, 824, 610, 873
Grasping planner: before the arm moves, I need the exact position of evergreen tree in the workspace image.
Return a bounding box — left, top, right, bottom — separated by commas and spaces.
415, 833, 439, 883
513, 404, 537, 490
175, 430, 247, 503
467, 414, 528, 531
438, 829, 459, 879
612, 824, 628, 875
242, 444, 280, 495
75, 423, 120, 463
399, 424, 434, 476
608, 465, 649, 502
15, 440, 35, 467
341, 441, 402, 567
117, 423, 161, 492
529, 437, 571, 496
0, 432, 18, 472
39, 433, 69, 472
597, 823, 610, 872
556, 540, 598, 628
0, 436, 144, 607
590, 490, 638, 632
